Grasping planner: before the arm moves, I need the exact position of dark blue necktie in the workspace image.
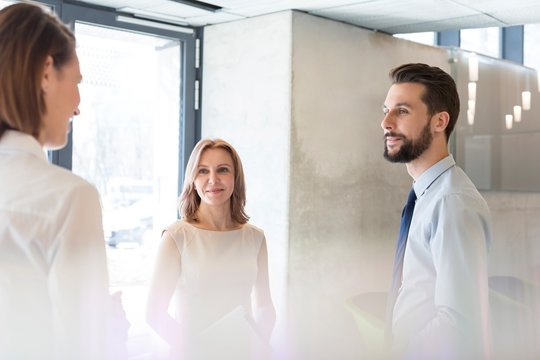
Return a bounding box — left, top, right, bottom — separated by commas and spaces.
386, 187, 417, 337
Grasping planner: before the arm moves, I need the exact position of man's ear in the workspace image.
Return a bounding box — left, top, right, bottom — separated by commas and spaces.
433, 111, 450, 134
41, 55, 54, 94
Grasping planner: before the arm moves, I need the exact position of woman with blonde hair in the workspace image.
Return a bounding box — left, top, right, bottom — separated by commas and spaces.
147, 138, 275, 359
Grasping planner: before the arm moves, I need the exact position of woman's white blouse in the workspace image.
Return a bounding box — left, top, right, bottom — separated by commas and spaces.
0, 130, 110, 359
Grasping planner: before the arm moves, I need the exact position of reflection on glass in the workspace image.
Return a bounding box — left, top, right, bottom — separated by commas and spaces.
522, 91, 531, 110
505, 114, 513, 129
468, 82, 477, 101
452, 49, 540, 191
468, 53, 479, 81
513, 105, 522, 122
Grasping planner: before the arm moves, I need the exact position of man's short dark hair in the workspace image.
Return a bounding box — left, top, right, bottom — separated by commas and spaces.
390, 63, 460, 140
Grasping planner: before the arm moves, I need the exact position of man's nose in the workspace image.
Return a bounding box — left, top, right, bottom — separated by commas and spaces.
381, 112, 394, 130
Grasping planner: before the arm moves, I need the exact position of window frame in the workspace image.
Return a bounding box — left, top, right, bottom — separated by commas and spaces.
44, 0, 199, 197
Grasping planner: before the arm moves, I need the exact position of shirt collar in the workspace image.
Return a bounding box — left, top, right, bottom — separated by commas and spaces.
0, 130, 47, 162
412, 154, 455, 198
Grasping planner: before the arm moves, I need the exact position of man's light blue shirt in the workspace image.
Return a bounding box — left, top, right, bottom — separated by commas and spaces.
392, 155, 492, 359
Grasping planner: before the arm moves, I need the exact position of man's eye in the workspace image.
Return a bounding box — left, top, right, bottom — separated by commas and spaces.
398, 108, 408, 115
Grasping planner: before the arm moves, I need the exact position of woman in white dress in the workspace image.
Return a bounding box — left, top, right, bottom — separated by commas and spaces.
147, 138, 276, 359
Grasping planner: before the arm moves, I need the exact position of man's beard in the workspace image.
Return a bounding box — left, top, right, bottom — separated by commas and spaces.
383, 121, 433, 163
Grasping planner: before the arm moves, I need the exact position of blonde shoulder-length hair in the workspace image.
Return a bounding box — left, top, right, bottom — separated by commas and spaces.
179, 138, 249, 224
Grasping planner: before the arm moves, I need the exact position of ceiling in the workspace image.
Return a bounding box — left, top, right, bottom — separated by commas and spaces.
76, 0, 540, 34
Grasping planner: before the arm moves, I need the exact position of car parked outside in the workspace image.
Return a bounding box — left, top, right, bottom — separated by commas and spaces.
103, 178, 154, 247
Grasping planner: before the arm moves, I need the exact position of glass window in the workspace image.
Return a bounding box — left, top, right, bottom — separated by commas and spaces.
524, 24, 540, 70
0, 0, 15, 8
394, 32, 435, 46
460, 27, 500, 58
451, 48, 540, 191
0, 0, 56, 11
73, 22, 181, 250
